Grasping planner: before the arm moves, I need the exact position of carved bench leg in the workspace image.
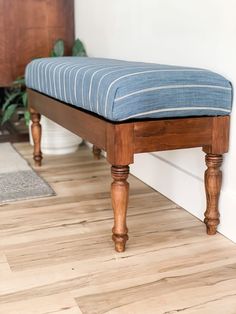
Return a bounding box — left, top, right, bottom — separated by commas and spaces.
93, 145, 102, 160
111, 165, 129, 252
204, 154, 223, 235
30, 108, 43, 167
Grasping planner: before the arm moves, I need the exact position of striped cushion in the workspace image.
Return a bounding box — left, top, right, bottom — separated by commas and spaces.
25, 57, 233, 121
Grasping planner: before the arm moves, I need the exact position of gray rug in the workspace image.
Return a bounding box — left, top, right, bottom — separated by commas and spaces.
0, 143, 55, 204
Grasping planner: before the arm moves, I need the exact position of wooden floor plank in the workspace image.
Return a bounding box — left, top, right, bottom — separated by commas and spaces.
0, 293, 82, 314
76, 262, 236, 314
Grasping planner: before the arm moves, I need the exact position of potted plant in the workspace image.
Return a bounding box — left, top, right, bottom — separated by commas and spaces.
0, 77, 29, 126
1, 38, 87, 155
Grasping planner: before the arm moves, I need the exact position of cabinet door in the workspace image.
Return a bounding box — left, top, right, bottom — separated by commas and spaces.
0, 0, 15, 85
0, 0, 74, 86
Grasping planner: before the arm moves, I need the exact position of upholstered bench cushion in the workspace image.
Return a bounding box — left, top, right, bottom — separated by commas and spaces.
25, 57, 232, 121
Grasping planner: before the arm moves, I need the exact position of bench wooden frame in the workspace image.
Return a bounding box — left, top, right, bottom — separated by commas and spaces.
28, 88, 230, 252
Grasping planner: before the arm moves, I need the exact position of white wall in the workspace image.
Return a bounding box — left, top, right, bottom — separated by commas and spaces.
75, 0, 236, 242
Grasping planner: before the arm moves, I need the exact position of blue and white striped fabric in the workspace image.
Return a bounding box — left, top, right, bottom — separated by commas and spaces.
25, 57, 233, 121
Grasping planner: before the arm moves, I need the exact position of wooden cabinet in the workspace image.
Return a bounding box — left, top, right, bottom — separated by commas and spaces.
0, 0, 74, 86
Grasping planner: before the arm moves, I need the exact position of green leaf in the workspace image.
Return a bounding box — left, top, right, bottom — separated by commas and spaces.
24, 110, 30, 126
2, 92, 21, 111
22, 92, 28, 108
5, 89, 11, 98
72, 38, 87, 57
1, 104, 18, 125
13, 77, 25, 86
50, 51, 57, 57
52, 39, 65, 57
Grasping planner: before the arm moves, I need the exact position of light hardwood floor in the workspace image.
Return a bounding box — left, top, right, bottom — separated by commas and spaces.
0, 143, 236, 314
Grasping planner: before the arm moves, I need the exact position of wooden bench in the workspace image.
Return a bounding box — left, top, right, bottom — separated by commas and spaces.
26, 57, 232, 252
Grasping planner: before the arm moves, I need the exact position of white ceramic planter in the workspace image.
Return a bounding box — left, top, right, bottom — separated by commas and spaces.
30, 116, 82, 155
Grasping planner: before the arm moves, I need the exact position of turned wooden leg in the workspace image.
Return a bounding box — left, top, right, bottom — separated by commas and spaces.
93, 145, 102, 160
30, 108, 43, 167
204, 154, 223, 235
111, 165, 129, 252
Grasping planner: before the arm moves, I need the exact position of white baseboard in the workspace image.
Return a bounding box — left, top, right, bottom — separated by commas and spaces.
218, 189, 236, 243
130, 153, 236, 243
